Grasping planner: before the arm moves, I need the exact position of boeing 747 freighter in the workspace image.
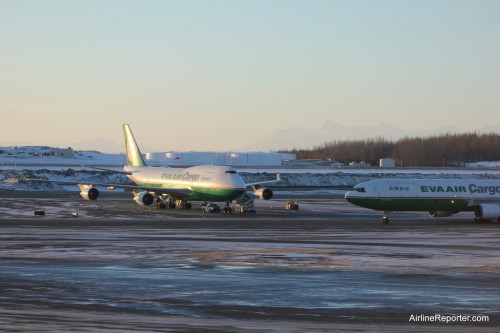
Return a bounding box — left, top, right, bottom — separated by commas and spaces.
29, 124, 279, 212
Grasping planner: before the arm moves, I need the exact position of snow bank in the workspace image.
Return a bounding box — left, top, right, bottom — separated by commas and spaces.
2, 146, 499, 191
0, 169, 131, 191
2, 167, 500, 192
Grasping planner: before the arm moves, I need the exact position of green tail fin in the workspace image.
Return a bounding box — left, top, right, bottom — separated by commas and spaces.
123, 124, 146, 167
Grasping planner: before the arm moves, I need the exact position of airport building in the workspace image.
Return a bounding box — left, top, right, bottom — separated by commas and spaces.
50, 147, 74, 158
145, 151, 296, 166
379, 158, 396, 168
0, 146, 74, 158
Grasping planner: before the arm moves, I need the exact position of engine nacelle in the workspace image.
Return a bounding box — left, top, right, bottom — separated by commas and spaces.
134, 191, 155, 206
428, 211, 457, 218
474, 203, 500, 221
254, 188, 273, 200
80, 186, 99, 201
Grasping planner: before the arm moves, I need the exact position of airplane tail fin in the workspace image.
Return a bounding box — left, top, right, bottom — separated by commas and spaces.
123, 124, 146, 167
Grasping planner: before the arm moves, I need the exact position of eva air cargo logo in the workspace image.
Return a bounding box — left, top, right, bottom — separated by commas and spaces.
421, 184, 500, 196
420, 185, 467, 193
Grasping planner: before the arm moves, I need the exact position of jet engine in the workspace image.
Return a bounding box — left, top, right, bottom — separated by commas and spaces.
474, 204, 500, 222
134, 191, 155, 206
80, 185, 99, 201
428, 211, 457, 218
254, 188, 273, 200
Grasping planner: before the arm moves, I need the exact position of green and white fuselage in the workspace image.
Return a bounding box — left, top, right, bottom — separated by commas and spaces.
345, 179, 500, 222
124, 164, 246, 202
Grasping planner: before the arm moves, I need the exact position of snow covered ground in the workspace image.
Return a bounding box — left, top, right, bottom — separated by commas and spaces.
0, 148, 124, 166
1, 147, 500, 191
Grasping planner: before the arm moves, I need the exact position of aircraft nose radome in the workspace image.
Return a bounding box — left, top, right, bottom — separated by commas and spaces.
344, 191, 360, 204
344, 191, 353, 198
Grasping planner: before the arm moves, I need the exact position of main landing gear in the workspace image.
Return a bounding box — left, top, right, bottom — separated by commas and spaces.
381, 211, 391, 224
156, 198, 192, 210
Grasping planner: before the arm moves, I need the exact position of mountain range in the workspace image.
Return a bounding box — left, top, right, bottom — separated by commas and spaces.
238, 121, 500, 152
53, 121, 500, 153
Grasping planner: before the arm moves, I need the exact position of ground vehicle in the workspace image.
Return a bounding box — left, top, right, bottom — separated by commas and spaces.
202, 203, 220, 213
235, 204, 255, 213
285, 201, 299, 210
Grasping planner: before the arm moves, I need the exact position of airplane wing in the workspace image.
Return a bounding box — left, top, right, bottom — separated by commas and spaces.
130, 185, 192, 198
22, 178, 193, 199
87, 167, 134, 175
245, 174, 281, 187
467, 198, 500, 206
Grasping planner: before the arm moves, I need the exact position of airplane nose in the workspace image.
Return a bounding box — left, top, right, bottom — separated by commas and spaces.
344, 191, 358, 204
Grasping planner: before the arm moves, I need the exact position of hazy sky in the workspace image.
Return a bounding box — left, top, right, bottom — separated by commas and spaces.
1, 0, 499, 152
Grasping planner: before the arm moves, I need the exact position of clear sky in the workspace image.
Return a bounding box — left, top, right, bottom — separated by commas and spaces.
1, 0, 499, 152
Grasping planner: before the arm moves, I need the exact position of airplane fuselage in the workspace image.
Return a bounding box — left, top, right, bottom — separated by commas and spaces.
345, 179, 500, 213
124, 164, 246, 202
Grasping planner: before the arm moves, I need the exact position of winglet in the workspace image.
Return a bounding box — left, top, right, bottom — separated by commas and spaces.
18, 172, 28, 182
123, 124, 146, 167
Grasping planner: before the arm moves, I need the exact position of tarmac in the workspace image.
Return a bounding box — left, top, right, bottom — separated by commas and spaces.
0, 190, 499, 332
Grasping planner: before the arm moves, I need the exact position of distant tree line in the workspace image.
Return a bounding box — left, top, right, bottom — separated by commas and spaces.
280, 133, 500, 167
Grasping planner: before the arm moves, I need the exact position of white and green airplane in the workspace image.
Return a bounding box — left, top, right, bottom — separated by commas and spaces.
37, 124, 279, 210
345, 178, 500, 224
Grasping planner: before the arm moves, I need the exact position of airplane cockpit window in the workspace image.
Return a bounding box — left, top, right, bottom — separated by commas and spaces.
225, 170, 237, 174
355, 187, 366, 193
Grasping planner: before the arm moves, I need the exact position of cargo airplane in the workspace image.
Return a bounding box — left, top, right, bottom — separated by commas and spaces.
345, 178, 500, 224
29, 124, 279, 211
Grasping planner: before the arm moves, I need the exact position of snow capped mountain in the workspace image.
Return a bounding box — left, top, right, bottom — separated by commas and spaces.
69, 138, 123, 154
239, 121, 500, 151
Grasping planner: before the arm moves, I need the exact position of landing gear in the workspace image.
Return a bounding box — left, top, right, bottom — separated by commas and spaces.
156, 197, 168, 209
176, 200, 192, 209
222, 201, 232, 214
156, 198, 191, 209
382, 216, 389, 224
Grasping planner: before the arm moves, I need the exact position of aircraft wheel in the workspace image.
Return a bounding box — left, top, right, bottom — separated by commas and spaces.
382, 216, 389, 224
